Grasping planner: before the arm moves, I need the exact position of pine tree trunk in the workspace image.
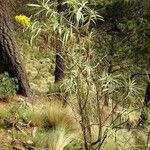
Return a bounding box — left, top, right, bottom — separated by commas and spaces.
0, 0, 31, 97
138, 82, 150, 126
54, 44, 64, 82
144, 82, 150, 107
54, 0, 64, 83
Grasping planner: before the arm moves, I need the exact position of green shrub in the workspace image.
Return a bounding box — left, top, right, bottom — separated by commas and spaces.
0, 72, 18, 101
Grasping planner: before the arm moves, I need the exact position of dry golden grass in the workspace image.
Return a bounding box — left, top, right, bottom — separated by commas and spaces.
31, 100, 80, 150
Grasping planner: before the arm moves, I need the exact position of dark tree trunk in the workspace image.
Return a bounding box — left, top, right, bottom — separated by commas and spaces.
144, 82, 150, 107
54, 0, 64, 83
138, 82, 150, 126
54, 45, 64, 82
0, 0, 31, 97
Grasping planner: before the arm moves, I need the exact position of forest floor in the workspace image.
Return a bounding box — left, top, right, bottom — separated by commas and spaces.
0, 94, 149, 150
0, 95, 35, 150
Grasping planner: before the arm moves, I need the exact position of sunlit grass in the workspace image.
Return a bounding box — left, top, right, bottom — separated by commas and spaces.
31, 100, 79, 150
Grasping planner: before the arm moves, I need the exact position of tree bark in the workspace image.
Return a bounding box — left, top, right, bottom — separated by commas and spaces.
54, 44, 64, 82
137, 82, 150, 126
54, 0, 64, 83
144, 82, 150, 107
0, 0, 31, 97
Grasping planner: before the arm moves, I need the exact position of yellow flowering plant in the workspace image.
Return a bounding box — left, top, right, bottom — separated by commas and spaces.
15, 15, 30, 27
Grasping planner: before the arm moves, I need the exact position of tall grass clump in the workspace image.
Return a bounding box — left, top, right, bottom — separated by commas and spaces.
31, 100, 79, 150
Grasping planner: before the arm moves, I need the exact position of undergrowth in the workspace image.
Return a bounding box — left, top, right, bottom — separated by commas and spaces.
0, 72, 18, 102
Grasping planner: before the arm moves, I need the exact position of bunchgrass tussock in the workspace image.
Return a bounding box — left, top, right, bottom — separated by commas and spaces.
31, 100, 79, 150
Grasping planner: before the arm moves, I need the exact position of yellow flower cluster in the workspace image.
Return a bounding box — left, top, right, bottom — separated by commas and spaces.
15, 15, 30, 27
